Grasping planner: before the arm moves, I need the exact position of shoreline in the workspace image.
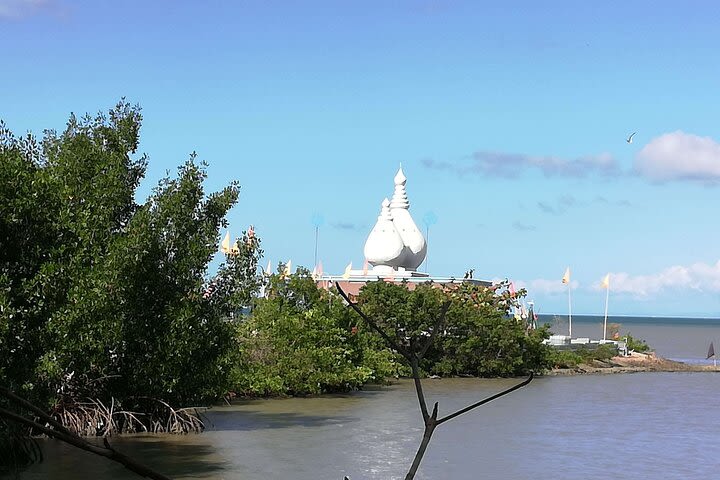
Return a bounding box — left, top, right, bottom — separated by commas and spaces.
548, 351, 720, 375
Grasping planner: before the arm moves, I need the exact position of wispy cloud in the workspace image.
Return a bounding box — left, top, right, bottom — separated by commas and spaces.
593, 195, 632, 207
514, 261, 720, 299
537, 195, 577, 215
422, 151, 621, 179
423, 131, 720, 186
635, 131, 720, 184
527, 278, 578, 295
537, 194, 630, 215
592, 261, 720, 297
330, 222, 365, 232
512, 221, 536, 231
0, 0, 57, 19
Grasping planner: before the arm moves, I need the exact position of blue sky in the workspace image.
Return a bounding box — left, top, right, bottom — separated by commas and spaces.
2, 0, 720, 317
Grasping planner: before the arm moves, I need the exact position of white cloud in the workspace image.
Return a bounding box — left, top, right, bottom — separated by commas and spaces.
635, 131, 720, 184
423, 151, 621, 179
0, 0, 54, 19
515, 261, 720, 299
527, 278, 578, 295
595, 261, 720, 297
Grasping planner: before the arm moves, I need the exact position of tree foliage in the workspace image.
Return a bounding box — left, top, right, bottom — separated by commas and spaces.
357, 280, 552, 377
0, 102, 255, 413
232, 269, 396, 396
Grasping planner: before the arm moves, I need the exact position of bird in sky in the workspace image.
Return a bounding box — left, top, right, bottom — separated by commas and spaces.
626, 132, 636, 144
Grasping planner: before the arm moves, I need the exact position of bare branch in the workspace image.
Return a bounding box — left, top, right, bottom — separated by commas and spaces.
335, 283, 408, 358
0, 386, 73, 437
436, 372, 534, 426
0, 394, 173, 480
335, 281, 535, 480
0, 407, 114, 459
410, 358, 429, 422
418, 301, 450, 359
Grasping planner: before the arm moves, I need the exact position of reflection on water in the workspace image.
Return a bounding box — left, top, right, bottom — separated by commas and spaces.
14, 374, 720, 480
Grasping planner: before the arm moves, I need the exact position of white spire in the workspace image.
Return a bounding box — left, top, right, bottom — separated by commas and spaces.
388, 166, 426, 270
390, 167, 409, 209
379, 197, 393, 221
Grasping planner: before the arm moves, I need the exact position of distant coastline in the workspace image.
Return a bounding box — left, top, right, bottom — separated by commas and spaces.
548, 351, 720, 375
538, 314, 720, 325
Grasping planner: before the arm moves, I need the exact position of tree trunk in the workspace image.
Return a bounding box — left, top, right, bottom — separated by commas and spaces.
405, 420, 436, 480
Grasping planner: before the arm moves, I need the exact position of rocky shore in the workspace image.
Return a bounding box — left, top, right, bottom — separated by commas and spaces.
549, 351, 720, 375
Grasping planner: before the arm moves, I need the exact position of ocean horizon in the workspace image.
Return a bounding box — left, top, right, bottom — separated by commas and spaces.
536, 313, 720, 364
538, 313, 720, 324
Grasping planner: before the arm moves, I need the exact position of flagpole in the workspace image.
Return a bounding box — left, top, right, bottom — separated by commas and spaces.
314, 225, 319, 268
603, 283, 609, 341
568, 283, 572, 338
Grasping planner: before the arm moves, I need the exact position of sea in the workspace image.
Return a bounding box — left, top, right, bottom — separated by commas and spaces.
12, 315, 720, 480
538, 313, 720, 363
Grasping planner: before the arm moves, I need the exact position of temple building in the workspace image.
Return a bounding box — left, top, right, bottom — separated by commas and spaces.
319, 167, 489, 296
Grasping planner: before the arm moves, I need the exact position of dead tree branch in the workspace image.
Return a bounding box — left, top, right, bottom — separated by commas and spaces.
0, 387, 172, 480
336, 283, 533, 480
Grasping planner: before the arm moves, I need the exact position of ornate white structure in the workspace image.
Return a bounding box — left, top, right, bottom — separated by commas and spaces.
314, 165, 490, 295
363, 167, 427, 275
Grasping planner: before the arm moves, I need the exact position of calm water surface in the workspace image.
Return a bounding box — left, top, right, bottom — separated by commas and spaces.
14, 318, 720, 479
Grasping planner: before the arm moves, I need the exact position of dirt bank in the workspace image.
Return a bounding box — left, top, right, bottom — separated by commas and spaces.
548, 351, 720, 375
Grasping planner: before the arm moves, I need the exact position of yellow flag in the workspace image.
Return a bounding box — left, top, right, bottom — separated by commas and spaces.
562, 267, 571, 284
220, 231, 231, 254
311, 265, 318, 280
601, 273, 610, 289
342, 262, 352, 279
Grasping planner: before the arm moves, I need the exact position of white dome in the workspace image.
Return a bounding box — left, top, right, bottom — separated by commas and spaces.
363, 198, 405, 267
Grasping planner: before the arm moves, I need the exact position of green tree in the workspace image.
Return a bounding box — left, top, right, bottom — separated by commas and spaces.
209, 228, 264, 320
356, 280, 552, 377
338, 280, 537, 480
0, 101, 250, 416
232, 269, 395, 396
0, 103, 148, 406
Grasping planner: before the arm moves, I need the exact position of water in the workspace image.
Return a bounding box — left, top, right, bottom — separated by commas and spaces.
539, 314, 720, 363
11, 317, 720, 480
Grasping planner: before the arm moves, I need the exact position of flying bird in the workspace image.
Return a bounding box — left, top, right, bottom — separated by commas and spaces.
626, 132, 636, 144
